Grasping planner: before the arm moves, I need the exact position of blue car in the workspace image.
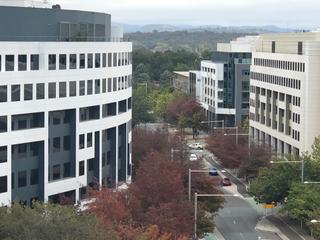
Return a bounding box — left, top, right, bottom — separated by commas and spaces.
209, 167, 218, 176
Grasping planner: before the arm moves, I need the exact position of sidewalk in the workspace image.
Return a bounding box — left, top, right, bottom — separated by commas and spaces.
267, 214, 314, 240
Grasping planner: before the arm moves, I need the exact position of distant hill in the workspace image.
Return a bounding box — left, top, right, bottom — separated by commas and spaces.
125, 31, 257, 52
121, 23, 295, 33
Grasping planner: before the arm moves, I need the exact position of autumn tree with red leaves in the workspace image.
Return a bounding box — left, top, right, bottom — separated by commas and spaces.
165, 95, 205, 131
206, 128, 272, 180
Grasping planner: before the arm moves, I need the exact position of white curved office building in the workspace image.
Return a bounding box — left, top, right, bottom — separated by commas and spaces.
0, 1, 132, 205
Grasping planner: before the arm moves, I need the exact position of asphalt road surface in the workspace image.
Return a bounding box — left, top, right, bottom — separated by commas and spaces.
214, 191, 282, 240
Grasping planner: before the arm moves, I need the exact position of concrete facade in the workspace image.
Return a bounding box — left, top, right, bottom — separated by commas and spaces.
0, 5, 132, 205
200, 36, 256, 127
249, 32, 320, 155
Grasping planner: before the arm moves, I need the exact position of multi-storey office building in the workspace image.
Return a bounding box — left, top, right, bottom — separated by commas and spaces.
201, 36, 257, 127
249, 32, 320, 155
0, 2, 132, 205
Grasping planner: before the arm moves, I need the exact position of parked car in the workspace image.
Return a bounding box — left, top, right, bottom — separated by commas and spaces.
221, 177, 232, 186
209, 167, 218, 176
189, 153, 198, 161
188, 142, 203, 150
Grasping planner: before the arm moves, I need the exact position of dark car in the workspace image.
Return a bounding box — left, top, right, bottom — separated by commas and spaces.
221, 177, 232, 186
209, 167, 218, 176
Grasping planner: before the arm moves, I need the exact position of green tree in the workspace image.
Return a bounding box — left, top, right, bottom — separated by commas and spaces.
151, 89, 176, 119
0, 202, 115, 240
282, 183, 320, 223
249, 162, 300, 204
132, 86, 154, 126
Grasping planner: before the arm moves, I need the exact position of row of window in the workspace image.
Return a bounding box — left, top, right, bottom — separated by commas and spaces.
79, 133, 93, 150
0, 75, 132, 103
250, 126, 300, 155
51, 162, 72, 181
251, 86, 301, 107
0, 98, 132, 134
48, 52, 132, 71
292, 112, 301, 124
12, 169, 39, 189
251, 72, 301, 90
79, 158, 96, 176
50, 136, 71, 153
0, 54, 39, 72
254, 58, 305, 72
292, 130, 301, 141
0, 52, 132, 72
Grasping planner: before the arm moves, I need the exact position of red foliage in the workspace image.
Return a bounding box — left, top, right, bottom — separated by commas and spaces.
128, 151, 194, 237
89, 188, 131, 226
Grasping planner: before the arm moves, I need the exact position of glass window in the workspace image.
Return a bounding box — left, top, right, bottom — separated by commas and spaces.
30, 169, 39, 185
0, 86, 7, 102
30, 54, 39, 70
0, 116, 7, 133
113, 78, 117, 91
95, 53, 101, 68
11, 85, 20, 102
87, 133, 92, 148
87, 53, 93, 68
87, 80, 93, 95
59, 82, 67, 98
95, 79, 100, 94
63, 162, 71, 178
79, 80, 85, 96
79, 134, 85, 149
24, 84, 33, 101
48, 82, 56, 98
102, 78, 106, 93
128, 97, 132, 110
88, 158, 94, 171
69, 81, 76, 97
108, 78, 112, 92
79, 161, 84, 176
108, 53, 112, 67
5, 55, 14, 71
63, 135, 70, 151
48, 54, 56, 70
0, 146, 7, 163
18, 171, 27, 188
59, 54, 67, 70
36, 83, 45, 99
113, 53, 117, 67
102, 53, 106, 67
53, 164, 60, 180
18, 55, 27, 71
0, 176, 7, 193
69, 54, 77, 69
53, 137, 61, 152
80, 54, 85, 69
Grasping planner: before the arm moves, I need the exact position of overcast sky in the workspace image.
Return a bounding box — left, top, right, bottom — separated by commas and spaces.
54, 0, 320, 28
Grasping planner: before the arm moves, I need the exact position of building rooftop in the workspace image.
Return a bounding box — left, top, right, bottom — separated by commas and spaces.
173, 71, 190, 78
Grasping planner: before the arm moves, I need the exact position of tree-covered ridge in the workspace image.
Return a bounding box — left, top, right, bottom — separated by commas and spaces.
125, 31, 256, 52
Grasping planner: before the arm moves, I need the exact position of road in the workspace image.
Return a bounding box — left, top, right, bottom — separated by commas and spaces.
214, 190, 282, 240
190, 148, 304, 240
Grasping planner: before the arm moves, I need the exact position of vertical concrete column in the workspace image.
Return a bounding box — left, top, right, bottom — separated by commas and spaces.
43, 111, 49, 202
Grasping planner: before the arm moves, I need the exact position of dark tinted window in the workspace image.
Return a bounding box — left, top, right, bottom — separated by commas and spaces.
31, 55, 39, 70
0, 176, 7, 193
5, 55, 14, 71
0, 86, 7, 102
18, 55, 27, 71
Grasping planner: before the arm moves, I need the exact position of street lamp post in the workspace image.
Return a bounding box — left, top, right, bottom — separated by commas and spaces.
270, 160, 304, 183
194, 193, 239, 239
